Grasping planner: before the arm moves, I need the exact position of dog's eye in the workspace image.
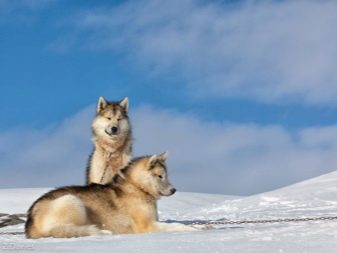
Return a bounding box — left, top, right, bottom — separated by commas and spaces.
106, 117, 111, 120
157, 175, 163, 179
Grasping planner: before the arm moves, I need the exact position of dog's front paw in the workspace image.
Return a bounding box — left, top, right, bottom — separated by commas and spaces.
99, 229, 113, 235
190, 224, 214, 230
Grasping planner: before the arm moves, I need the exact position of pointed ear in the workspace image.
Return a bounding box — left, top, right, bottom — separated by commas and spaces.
97, 96, 107, 113
158, 151, 169, 161
148, 154, 158, 167
119, 97, 129, 112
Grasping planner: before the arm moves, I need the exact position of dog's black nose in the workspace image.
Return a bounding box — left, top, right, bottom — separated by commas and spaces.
111, 126, 119, 135
170, 188, 176, 195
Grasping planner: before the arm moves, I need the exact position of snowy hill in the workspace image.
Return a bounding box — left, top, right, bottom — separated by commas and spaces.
1, 171, 337, 252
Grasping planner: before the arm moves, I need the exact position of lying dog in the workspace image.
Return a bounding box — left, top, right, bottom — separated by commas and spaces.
25, 153, 202, 238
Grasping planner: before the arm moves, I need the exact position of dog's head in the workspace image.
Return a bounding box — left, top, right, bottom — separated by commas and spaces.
92, 96, 131, 141
126, 152, 176, 199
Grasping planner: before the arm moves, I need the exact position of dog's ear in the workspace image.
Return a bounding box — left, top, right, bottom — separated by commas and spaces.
97, 96, 107, 113
148, 154, 158, 167
158, 151, 169, 161
119, 97, 129, 112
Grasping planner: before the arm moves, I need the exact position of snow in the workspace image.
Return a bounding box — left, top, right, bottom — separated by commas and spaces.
1, 171, 337, 252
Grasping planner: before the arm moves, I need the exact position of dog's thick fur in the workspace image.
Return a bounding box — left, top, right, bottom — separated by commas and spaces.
25, 154, 198, 239
86, 97, 132, 184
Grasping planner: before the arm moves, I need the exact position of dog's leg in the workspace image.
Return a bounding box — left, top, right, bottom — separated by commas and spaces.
49, 224, 111, 238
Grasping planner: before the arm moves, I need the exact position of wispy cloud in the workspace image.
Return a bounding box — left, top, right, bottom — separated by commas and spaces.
1, 105, 337, 195
64, 0, 337, 106
0, 0, 54, 10
0, 0, 55, 23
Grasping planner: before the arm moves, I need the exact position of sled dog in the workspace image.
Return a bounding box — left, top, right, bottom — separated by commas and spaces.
86, 96, 132, 184
25, 153, 199, 239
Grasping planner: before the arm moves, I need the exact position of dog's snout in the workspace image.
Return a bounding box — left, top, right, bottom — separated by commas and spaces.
170, 188, 176, 195
111, 126, 119, 135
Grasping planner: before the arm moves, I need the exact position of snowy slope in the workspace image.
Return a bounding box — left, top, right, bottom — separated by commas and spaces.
1, 171, 337, 252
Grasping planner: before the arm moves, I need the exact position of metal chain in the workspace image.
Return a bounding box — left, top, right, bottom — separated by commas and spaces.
191, 215, 337, 226
0, 231, 25, 235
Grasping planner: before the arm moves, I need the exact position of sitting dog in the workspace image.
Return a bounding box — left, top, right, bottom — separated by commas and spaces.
86, 96, 132, 185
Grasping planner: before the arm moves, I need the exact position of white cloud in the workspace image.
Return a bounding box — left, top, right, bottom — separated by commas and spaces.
1, 105, 337, 195
67, 0, 337, 106
0, 106, 93, 188
132, 106, 337, 195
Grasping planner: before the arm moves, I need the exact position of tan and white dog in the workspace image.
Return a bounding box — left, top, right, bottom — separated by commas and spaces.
25, 153, 201, 239
86, 96, 132, 184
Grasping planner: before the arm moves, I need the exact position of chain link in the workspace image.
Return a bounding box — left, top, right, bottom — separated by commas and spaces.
191, 215, 337, 226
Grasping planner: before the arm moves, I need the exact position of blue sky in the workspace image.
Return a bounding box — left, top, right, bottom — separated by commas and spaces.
1, 0, 337, 195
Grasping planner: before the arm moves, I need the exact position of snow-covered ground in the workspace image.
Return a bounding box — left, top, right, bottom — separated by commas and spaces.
1, 171, 337, 252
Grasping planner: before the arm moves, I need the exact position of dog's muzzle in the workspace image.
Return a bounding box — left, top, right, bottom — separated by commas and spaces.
105, 126, 119, 136
161, 187, 176, 196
